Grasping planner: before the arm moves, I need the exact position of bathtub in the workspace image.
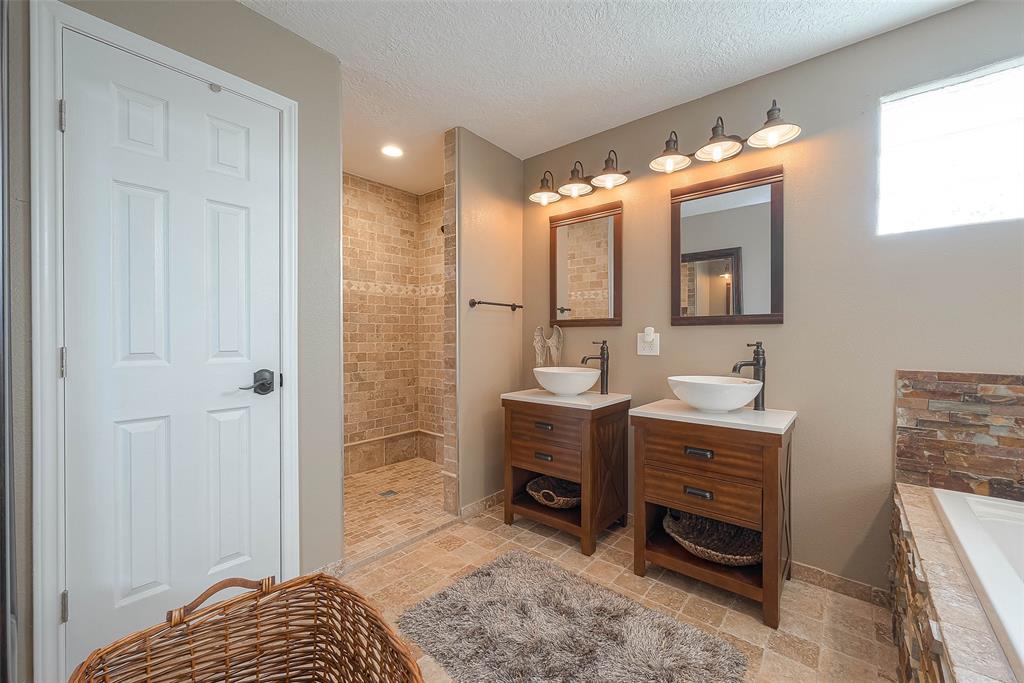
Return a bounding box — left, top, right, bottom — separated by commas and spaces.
933, 489, 1024, 682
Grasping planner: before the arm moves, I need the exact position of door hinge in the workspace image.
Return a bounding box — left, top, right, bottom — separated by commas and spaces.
58, 346, 67, 378
60, 590, 69, 623
58, 99, 66, 132
279, 373, 284, 387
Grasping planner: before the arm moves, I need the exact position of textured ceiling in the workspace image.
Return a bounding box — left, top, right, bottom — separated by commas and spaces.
242, 0, 965, 194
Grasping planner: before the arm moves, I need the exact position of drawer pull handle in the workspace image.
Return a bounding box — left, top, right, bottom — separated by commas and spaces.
684, 446, 714, 460
534, 452, 554, 462
684, 485, 714, 501
534, 422, 554, 431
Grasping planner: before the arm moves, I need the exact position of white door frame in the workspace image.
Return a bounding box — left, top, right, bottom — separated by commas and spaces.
30, 2, 300, 678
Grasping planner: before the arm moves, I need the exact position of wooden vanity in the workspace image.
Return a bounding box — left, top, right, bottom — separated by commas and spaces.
502, 389, 630, 555
630, 400, 796, 627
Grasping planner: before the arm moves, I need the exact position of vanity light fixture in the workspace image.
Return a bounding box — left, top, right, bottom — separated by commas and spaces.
590, 150, 630, 189
649, 131, 692, 174
746, 99, 802, 149
557, 161, 594, 198
528, 170, 561, 206
695, 117, 744, 163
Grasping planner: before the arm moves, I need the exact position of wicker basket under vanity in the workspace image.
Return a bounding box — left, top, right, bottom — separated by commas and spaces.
663, 509, 763, 566
526, 475, 582, 509
70, 573, 424, 682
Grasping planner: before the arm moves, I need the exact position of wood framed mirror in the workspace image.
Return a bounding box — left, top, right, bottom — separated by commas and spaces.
549, 200, 623, 327
671, 166, 783, 325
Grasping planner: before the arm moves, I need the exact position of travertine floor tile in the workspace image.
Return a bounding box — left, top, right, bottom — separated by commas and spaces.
339, 503, 897, 682
343, 458, 456, 566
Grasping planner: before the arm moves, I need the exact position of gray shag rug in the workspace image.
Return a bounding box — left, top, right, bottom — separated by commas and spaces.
398, 551, 746, 683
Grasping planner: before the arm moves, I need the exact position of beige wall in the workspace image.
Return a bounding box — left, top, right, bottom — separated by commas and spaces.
9, 2, 343, 675
456, 128, 524, 510
522, 0, 1024, 587
8, 2, 33, 677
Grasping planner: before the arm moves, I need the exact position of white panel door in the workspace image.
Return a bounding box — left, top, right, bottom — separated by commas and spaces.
62, 29, 282, 667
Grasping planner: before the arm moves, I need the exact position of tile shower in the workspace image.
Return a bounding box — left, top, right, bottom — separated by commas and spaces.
342, 172, 455, 565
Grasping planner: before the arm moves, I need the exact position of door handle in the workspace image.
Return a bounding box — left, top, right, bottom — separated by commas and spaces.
534, 421, 554, 431
534, 452, 554, 462
239, 369, 275, 395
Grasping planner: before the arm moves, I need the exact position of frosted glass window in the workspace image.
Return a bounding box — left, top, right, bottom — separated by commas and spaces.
877, 61, 1024, 235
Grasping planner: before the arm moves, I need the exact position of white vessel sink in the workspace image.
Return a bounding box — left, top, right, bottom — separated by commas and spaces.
668, 375, 763, 413
534, 367, 600, 396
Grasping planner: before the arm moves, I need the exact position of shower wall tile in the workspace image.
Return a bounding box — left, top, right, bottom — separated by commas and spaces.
342, 173, 444, 445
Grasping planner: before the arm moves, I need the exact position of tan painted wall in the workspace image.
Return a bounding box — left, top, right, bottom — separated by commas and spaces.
456, 128, 524, 510
8, 2, 33, 677
8, 3, 343, 675
521, 1, 1024, 587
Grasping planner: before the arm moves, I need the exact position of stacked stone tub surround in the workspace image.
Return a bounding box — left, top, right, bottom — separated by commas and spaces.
894, 370, 1023, 499
891, 370, 1023, 682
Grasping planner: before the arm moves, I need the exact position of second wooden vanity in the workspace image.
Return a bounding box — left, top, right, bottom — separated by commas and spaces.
630, 400, 796, 627
502, 389, 630, 555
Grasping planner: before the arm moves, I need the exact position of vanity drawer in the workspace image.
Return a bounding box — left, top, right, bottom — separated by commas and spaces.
510, 409, 582, 448
644, 464, 762, 527
511, 439, 582, 483
643, 427, 763, 483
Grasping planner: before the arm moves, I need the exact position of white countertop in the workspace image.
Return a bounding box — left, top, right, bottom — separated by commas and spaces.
629, 399, 796, 434
501, 389, 631, 410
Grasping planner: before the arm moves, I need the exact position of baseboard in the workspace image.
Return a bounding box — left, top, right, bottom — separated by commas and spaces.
460, 489, 504, 518
792, 561, 890, 607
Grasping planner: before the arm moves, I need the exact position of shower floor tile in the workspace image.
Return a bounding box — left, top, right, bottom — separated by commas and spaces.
344, 457, 456, 567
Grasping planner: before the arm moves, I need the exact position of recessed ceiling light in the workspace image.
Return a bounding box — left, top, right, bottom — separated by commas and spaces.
381, 145, 403, 158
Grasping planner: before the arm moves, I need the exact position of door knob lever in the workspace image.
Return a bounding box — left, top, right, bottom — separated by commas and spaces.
239, 369, 275, 395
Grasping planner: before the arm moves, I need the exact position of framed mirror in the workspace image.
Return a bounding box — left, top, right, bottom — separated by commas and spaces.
671, 166, 783, 325
549, 201, 622, 327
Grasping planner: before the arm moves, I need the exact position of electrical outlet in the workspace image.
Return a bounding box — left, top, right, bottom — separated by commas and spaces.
637, 332, 660, 356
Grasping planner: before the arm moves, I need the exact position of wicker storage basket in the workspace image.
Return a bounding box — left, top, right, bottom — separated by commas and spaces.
70, 573, 424, 683
526, 475, 581, 509
663, 510, 762, 567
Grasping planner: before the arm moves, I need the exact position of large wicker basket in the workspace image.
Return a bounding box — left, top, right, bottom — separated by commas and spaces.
70, 573, 424, 682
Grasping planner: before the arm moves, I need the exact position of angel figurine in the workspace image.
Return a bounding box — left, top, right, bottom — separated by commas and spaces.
533, 326, 564, 367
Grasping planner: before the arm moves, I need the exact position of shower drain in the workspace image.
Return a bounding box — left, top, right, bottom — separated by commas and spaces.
378, 490, 398, 498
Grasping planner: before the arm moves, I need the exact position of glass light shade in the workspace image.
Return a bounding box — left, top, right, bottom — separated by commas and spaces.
528, 190, 561, 206
695, 139, 743, 162
558, 161, 593, 197
528, 171, 562, 205
649, 153, 691, 173
558, 181, 593, 198
590, 150, 629, 189
695, 116, 743, 162
747, 100, 801, 148
747, 122, 801, 149
591, 172, 628, 189
649, 131, 691, 173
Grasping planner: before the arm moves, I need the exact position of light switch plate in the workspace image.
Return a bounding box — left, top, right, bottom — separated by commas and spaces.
637, 332, 660, 356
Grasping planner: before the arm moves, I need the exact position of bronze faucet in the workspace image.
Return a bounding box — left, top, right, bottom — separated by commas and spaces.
581, 340, 609, 395
732, 341, 766, 410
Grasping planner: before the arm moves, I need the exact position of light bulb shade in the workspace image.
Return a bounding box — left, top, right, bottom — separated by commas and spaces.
649, 131, 692, 173
694, 116, 743, 162
650, 154, 690, 173
747, 100, 801, 148
558, 161, 594, 197
528, 171, 561, 205
591, 149, 629, 188
529, 190, 561, 205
